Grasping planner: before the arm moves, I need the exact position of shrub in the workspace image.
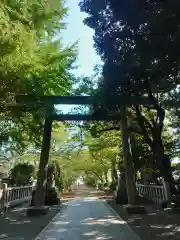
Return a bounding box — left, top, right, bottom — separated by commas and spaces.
10, 163, 35, 186
109, 181, 117, 191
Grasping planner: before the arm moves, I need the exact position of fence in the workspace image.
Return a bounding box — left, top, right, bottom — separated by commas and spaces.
136, 182, 170, 204
0, 183, 34, 212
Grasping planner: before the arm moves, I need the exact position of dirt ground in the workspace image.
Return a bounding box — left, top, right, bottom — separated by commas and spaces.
0, 205, 65, 240
107, 198, 180, 240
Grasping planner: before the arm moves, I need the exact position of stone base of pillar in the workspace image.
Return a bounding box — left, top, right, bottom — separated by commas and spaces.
115, 188, 128, 204
115, 180, 128, 204
123, 204, 146, 214
45, 188, 60, 206
26, 206, 49, 216
31, 188, 60, 207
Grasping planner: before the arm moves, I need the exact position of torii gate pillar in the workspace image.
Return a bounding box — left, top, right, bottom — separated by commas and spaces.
16, 95, 154, 215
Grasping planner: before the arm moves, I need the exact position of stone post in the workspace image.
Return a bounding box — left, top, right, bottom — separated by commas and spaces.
162, 180, 172, 203
0, 183, 8, 212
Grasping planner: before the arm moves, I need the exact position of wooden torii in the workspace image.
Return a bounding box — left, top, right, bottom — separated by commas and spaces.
15, 94, 155, 213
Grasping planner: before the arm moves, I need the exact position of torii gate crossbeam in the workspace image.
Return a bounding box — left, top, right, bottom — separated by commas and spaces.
16, 94, 156, 106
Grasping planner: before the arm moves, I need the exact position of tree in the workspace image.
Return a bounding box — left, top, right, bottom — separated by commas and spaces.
0, 0, 76, 153
79, 0, 180, 193
45, 120, 119, 191
0, 0, 78, 209
9, 163, 35, 186
69, 123, 121, 187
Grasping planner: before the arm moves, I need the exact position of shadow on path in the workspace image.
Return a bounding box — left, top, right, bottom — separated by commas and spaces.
0, 205, 64, 240
35, 198, 140, 240
107, 199, 180, 240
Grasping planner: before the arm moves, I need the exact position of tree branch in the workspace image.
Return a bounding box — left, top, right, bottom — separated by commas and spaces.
84, 170, 103, 182
135, 106, 153, 147
95, 126, 120, 133
155, 105, 165, 136
88, 122, 146, 136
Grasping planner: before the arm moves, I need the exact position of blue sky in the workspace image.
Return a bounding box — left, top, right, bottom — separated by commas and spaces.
62, 0, 101, 77
57, 0, 101, 113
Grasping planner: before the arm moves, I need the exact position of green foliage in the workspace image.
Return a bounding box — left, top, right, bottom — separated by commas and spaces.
55, 174, 64, 191
109, 181, 117, 191
80, 0, 180, 98
172, 162, 180, 171
79, 0, 180, 185
109, 181, 118, 191
53, 161, 64, 191
9, 163, 35, 186
84, 175, 97, 188
0, 0, 76, 153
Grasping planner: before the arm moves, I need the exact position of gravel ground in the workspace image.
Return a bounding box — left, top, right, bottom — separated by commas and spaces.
107, 199, 180, 240
0, 204, 66, 240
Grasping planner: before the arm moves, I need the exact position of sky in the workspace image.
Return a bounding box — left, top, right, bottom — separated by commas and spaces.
56, 0, 101, 113
62, 0, 101, 77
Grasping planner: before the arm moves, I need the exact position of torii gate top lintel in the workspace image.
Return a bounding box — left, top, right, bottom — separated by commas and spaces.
16, 94, 156, 106
15, 94, 156, 121
16, 95, 95, 105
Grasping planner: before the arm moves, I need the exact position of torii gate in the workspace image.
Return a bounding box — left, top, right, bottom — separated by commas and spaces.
15, 94, 155, 214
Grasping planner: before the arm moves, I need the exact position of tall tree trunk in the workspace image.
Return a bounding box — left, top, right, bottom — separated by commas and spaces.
153, 136, 175, 193
135, 105, 175, 193
34, 117, 52, 206
120, 107, 137, 205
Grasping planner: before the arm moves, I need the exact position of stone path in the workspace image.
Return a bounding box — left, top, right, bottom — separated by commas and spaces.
1, 185, 179, 239
35, 197, 141, 240
0, 185, 141, 240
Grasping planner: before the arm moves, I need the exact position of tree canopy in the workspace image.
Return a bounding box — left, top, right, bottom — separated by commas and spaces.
0, 0, 76, 153
79, 0, 180, 188
2, 0, 180, 207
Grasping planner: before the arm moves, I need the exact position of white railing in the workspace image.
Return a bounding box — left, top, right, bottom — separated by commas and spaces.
136, 183, 168, 203
0, 183, 34, 212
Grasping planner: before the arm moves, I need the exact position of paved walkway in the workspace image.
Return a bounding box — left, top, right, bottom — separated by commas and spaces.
35, 197, 141, 240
